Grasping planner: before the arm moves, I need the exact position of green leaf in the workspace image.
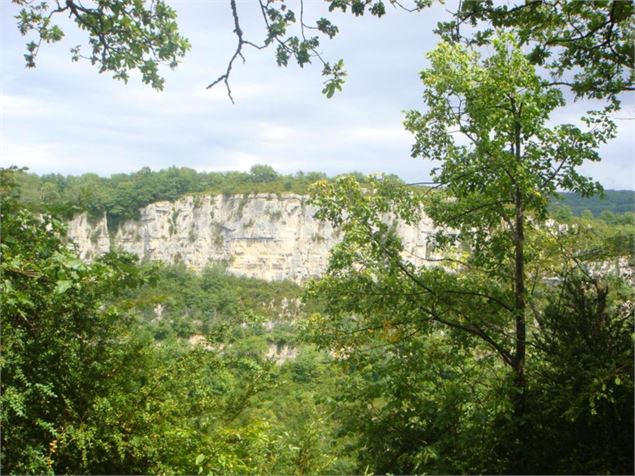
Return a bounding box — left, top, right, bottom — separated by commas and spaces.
54, 279, 73, 294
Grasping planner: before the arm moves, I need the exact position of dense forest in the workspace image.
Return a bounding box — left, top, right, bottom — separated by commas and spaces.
2, 168, 355, 474
3, 0, 635, 474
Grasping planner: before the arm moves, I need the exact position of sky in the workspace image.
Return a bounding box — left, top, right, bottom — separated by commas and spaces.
1, 0, 633, 189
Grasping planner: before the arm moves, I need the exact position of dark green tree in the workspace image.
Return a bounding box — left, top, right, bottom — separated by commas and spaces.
527, 274, 634, 474
249, 164, 279, 183
1, 168, 151, 473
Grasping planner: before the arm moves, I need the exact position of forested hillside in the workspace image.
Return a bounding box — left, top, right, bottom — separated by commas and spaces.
556, 190, 635, 217
3, 165, 633, 474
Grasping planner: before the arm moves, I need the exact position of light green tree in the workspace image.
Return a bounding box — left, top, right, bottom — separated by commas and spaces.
403, 31, 616, 406
307, 32, 616, 471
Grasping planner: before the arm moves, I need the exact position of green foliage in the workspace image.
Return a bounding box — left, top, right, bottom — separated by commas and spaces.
306, 174, 634, 473
1, 168, 349, 474
303, 272, 513, 473
401, 35, 615, 413
321, 59, 347, 98
13, 166, 342, 227
248, 164, 279, 183
7, 0, 634, 472
265, 0, 632, 100
405, 33, 613, 212
13, 165, 629, 234
553, 190, 635, 217
15, 0, 190, 90
125, 262, 306, 339
107, 261, 352, 473
304, 34, 632, 474
437, 0, 634, 102
1, 169, 154, 473
526, 274, 634, 474
547, 209, 635, 264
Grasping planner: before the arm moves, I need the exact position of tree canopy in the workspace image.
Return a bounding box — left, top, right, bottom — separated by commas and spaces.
13, 0, 634, 102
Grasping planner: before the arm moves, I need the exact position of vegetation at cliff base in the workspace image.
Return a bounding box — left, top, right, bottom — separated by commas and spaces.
1, 169, 353, 474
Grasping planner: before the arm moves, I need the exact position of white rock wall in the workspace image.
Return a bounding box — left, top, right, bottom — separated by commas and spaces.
68, 212, 110, 261
67, 193, 437, 282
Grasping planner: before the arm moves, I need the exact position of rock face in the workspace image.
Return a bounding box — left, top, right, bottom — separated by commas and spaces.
67, 193, 438, 282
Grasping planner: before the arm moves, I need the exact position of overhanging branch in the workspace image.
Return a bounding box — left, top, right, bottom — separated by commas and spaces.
206, 0, 265, 103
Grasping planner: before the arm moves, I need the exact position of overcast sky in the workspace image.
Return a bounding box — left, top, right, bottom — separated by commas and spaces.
1, 1, 633, 189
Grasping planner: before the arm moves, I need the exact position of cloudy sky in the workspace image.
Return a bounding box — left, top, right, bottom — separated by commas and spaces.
1, 1, 633, 188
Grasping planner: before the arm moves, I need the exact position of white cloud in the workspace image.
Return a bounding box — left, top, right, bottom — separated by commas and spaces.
258, 122, 297, 143
0, 93, 69, 118
209, 149, 267, 171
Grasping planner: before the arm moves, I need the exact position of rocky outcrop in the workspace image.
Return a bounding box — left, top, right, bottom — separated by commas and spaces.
68, 193, 438, 282
68, 212, 110, 261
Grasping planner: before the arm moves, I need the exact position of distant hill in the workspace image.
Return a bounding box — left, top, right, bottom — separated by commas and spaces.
553, 190, 635, 216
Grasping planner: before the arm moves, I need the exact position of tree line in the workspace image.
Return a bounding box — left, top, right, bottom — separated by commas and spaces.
15, 165, 634, 230
14, 165, 333, 228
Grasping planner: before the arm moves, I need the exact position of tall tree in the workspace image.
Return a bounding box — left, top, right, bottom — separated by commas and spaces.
308, 32, 616, 471
404, 30, 616, 416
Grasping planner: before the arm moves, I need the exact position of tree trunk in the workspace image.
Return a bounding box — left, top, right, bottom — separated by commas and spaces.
513, 190, 526, 394
511, 115, 527, 472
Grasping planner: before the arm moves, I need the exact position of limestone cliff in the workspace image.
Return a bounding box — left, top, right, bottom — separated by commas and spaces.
68, 193, 438, 282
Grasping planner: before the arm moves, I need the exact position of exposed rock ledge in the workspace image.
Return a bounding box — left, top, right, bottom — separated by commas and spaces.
68, 193, 438, 283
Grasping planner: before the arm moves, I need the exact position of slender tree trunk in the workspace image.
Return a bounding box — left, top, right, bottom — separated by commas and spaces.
513, 184, 526, 412
511, 116, 527, 472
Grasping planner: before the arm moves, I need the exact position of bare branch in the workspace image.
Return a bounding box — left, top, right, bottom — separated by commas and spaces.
206, 0, 265, 102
